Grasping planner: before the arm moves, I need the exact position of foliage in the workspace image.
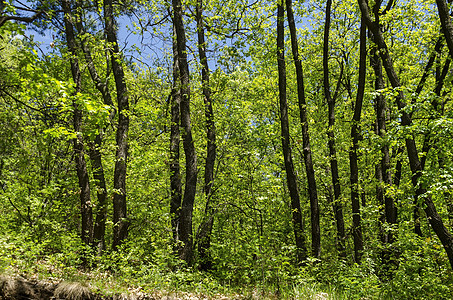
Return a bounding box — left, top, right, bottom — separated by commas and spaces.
1, 0, 453, 298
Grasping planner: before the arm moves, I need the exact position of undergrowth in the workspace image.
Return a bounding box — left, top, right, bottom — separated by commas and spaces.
1, 232, 452, 299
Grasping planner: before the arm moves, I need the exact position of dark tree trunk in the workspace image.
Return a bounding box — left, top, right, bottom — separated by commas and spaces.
277, 1, 308, 264
359, 0, 453, 269
434, 56, 453, 230
195, 0, 217, 271
170, 25, 182, 247
410, 37, 445, 238
434, 56, 451, 100
435, 0, 453, 57
400, 36, 446, 238
323, 0, 346, 258
349, 17, 366, 264
173, 0, 198, 264
392, 148, 403, 189
285, 0, 321, 259
74, 1, 114, 254
370, 20, 398, 277
439, 154, 453, 230
412, 36, 444, 108
89, 136, 108, 254
104, 0, 129, 250
373, 53, 396, 238
61, 0, 93, 246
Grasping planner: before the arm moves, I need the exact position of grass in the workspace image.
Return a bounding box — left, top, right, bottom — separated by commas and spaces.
1, 257, 357, 299
1, 234, 452, 299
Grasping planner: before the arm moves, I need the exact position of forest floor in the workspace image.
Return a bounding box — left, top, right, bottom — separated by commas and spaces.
0, 275, 220, 300
0, 275, 226, 299
0, 274, 331, 300
0, 255, 337, 299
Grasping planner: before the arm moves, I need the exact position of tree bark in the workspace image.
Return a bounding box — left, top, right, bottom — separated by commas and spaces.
285, 0, 321, 259
435, 0, 453, 56
88, 136, 108, 254
277, 0, 308, 264
369, 16, 398, 276
359, 0, 453, 269
323, 0, 346, 258
74, 0, 114, 255
170, 25, 182, 248
349, 17, 366, 264
434, 56, 453, 230
104, 0, 129, 250
173, 0, 198, 264
61, 0, 93, 246
195, 0, 217, 271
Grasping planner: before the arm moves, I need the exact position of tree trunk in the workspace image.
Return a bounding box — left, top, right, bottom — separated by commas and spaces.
170, 25, 182, 248
435, 0, 453, 57
74, 0, 114, 254
359, 0, 453, 269
89, 136, 108, 254
277, 0, 308, 264
195, 0, 217, 271
323, 0, 346, 258
285, 0, 321, 259
61, 0, 93, 246
370, 23, 398, 278
434, 55, 453, 230
104, 0, 129, 250
349, 17, 366, 264
173, 0, 198, 264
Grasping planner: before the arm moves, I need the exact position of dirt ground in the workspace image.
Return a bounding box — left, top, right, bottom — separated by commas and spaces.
0, 276, 160, 300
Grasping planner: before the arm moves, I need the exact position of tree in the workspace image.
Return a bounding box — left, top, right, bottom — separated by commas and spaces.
74, 0, 115, 254
0, 0, 43, 28
349, 15, 366, 264
170, 23, 182, 249
285, 0, 321, 259
172, 0, 198, 263
359, 0, 453, 269
276, 0, 308, 264
435, 0, 453, 56
104, 0, 130, 249
367, 0, 398, 278
61, 0, 93, 246
322, 0, 346, 258
195, 0, 217, 271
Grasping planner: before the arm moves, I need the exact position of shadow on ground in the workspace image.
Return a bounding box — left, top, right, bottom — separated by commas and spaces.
0, 276, 158, 300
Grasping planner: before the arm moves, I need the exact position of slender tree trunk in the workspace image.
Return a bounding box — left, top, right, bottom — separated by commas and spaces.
412, 36, 444, 108
434, 55, 453, 230
74, 1, 114, 254
359, 0, 453, 269
403, 36, 445, 238
434, 56, 451, 99
323, 0, 346, 258
439, 154, 453, 230
104, 0, 129, 250
349, 17, 367, 264
393, 147, 403, 188
370, 25, 398, 278
173, 0, 198, 264
285, 0, 320, 259
195, 0, 217, 271
373, 55, 396, 239
89, 136, 108, 254
61, 0, 93, 246
170, 25, 182, 247
409, 37, 447, 238
277, 0, 308, 264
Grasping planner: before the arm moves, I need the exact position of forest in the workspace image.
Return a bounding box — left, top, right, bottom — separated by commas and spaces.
1, 0, 453, 298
